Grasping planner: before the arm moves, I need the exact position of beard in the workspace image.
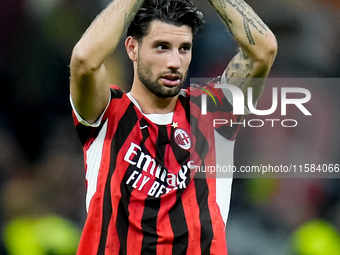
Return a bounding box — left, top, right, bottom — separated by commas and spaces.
137, 57, 187, 98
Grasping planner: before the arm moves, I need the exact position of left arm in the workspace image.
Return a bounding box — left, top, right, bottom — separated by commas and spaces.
208, 0, 277, 103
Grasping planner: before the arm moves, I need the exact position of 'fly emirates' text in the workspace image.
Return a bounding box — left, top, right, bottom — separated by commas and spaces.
123, 142, 191, 198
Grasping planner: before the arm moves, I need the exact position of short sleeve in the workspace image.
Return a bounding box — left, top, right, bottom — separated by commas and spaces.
70, 93, 111, 127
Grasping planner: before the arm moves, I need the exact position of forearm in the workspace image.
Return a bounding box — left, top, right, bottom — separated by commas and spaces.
208, 0, 277, 62
72, 0, 144, 70
70, 0, 144, 124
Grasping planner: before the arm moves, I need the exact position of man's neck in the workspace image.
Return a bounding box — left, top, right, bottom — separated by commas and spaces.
130, 83, 178, 114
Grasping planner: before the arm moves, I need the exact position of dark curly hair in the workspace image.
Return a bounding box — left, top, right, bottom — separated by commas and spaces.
127, 0, 205, 42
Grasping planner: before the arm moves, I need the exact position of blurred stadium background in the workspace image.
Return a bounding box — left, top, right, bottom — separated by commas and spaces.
1, 0, 340, 254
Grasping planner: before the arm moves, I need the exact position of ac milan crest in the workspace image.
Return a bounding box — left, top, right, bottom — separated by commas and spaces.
174, 128, 191, 150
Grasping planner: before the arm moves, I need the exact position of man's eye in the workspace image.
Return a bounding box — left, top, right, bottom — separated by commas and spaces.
156, 45, 168, 50
180, 46, 191, 52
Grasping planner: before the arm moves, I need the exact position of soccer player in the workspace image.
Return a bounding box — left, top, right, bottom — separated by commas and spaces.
69, 0, 277, 254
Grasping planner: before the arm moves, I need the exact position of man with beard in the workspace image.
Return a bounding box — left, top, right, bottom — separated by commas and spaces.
69, 0, 277, 254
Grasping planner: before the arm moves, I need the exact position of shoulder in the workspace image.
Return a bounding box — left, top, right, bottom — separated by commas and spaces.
109, 85, 125, 99
177, 89, 190, 108
179, 88, 189, 97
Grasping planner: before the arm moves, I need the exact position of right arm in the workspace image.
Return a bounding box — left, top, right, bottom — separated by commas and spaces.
207, 0, 277, 106
70, 0, 144, 124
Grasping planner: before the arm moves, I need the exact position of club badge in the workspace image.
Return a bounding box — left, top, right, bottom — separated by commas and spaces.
174, 128, 190, 150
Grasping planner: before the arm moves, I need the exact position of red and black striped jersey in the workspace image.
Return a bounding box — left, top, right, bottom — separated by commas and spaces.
72, 84, 242, 255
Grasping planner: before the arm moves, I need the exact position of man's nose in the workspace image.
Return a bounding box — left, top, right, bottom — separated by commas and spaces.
167, 50, 181, 69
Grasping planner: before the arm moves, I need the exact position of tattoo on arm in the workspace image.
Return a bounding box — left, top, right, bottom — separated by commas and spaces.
243, 17, 255, 45
211, 0, 269, 44
226, 51, 257, 89
225, 0, 268, 35
231, 54, 266, 102
226, 18, 236, 37
123, 1, 143, 30
218, 0, 226, 8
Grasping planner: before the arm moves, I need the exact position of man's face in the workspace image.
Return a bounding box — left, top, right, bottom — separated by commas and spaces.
136, 20, 193, 98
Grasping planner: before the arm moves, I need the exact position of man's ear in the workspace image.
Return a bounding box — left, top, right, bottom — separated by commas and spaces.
125, 36, 138, 61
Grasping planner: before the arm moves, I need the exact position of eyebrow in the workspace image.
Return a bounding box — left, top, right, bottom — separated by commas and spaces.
152, 40, 169, 47
152, 40, 193, 48
181, 42, 193, 48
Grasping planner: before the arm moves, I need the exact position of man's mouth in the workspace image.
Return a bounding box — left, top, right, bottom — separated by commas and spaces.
161, 74, 181, 87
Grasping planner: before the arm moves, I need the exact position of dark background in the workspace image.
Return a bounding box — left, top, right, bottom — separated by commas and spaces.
1, 0, 340, 254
